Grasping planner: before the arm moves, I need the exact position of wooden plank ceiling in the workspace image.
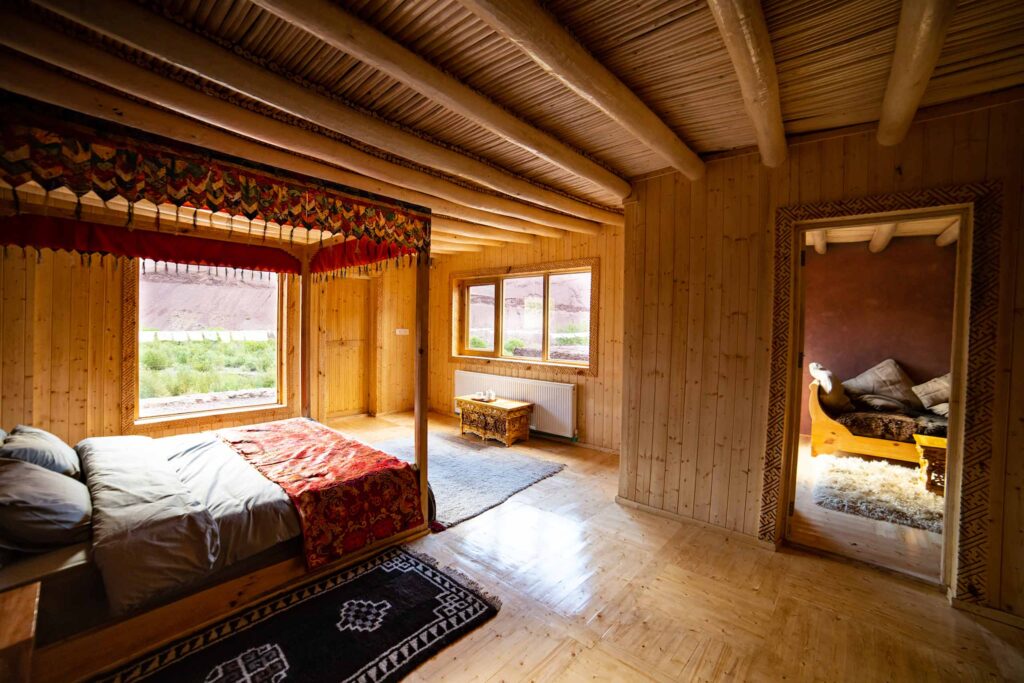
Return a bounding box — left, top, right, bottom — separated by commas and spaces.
0, 0, 1021, 253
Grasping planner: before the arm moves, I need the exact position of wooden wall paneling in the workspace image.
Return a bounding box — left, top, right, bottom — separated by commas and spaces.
48, 253, 71, 443
68, 259, 90, 444
743, 160, 773, 535
0, 250, 28, 430
693, 161, 725, 524
86, 257, 105, 436
101, 258, 122, 436
634, 175, 661, 504
662, 172, 692, 514
998, 101, 1024, 615
710, 157, 739, 528
647, 173, 676, 510
31, 253, 52, 432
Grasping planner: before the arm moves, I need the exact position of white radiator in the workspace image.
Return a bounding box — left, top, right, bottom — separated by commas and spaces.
453, 370, 576, 439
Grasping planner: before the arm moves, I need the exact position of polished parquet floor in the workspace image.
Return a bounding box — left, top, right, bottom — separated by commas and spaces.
331, 413, 1024, 682
789, 438, 944, 582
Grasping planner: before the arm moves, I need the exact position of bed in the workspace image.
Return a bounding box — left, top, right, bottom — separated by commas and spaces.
808, 380, 948, 463
0, 418, 432, 648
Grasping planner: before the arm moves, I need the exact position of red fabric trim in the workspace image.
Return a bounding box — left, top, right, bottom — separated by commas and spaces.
310, 235, 419, 273
218, 418, 424, 569
0, 215, 301, 274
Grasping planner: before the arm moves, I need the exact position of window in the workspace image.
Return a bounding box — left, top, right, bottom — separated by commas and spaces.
137, 260, 281, 418
454, 260, 596, 368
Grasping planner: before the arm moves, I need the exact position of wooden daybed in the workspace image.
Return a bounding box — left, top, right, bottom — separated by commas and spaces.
808, 379, 921, 463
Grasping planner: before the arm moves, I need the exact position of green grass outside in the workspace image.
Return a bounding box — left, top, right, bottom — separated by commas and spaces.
140, 339, 276, 399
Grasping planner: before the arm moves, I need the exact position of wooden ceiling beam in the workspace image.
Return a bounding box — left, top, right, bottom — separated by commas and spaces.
458, 0, 705, 181
432, 217, 537, 245
249, 0, 631, 201
431, 233, 507, 248
868, 223, 897, 253
877, 0, 957, 146
35, 0, 623, 227
0, 25, 588, 238
707, 0, 787, 167
935, 219, 960, 247
810, 230, 827, 255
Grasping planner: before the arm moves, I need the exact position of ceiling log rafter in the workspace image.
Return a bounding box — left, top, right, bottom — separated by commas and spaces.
457, 0, 706, 180
33, 0, 623, 229
877, 0, 958, 146
707, 0, 787, 167
249, 0, 632, 202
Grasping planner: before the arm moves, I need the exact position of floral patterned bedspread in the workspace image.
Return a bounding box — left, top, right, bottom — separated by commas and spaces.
218, 418, 423, 569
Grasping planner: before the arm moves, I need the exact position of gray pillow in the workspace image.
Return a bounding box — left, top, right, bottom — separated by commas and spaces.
930, 402, 950, 417
843, 359, 923, 410
0, 425, 80, 479
808, 362, 853, 413
913, 373, 951, 409
853, 393, 910, 412
0, 458, 92, 552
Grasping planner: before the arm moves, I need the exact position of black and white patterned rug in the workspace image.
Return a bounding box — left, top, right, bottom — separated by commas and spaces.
94, 548, 500, 683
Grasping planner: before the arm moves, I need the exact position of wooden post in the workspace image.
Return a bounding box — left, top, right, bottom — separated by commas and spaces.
415, 253, 430, 523
0, 582, 39, 683
300, 255, 311, 418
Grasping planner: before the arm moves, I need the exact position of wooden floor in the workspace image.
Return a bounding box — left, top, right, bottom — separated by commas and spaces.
788, 437, 944, 582
331, 413, 1024, 682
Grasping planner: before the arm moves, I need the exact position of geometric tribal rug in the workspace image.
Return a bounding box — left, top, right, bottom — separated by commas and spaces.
812, 454, 944, 533
370, 432, 564, 530
92, 548, 500, 683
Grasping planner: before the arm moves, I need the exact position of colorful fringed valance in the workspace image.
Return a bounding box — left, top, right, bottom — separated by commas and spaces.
0, 106, 430, 270
0, 215, 301, 274
310, 236, 419, 278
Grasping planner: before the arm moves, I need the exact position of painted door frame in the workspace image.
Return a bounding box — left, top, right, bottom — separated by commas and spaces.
757, 183, 1003, 607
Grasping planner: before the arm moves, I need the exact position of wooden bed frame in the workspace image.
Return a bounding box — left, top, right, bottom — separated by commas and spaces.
9, 257, 434, 683
807, 380, 920, 463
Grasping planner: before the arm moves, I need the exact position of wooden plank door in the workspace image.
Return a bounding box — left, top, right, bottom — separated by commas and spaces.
318, 277, 371, 417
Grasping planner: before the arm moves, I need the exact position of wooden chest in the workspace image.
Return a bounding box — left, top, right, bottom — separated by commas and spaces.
455, 396, 533, 447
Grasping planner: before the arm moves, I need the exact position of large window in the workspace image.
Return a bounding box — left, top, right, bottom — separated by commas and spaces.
137, 260, 281, 418
455, 261, 596, 368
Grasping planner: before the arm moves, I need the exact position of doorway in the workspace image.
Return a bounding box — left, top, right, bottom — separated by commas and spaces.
787, 215, 960, 581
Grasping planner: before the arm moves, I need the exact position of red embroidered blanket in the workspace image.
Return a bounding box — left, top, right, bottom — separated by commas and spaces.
218, 418, 423, 569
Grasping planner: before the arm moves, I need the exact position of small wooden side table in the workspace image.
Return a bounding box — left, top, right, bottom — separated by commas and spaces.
913, 434, 947, 495
0, 581, 39, 683
456, 396, 533, 447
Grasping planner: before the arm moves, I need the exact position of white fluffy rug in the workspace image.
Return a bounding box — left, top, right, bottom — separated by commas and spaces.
812, 455, 944, 533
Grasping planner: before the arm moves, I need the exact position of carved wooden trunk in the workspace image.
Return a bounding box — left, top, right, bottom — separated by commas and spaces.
456, 396, 533, 447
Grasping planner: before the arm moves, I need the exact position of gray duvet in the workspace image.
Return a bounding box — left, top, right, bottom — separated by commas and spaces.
77, 433, 300, 615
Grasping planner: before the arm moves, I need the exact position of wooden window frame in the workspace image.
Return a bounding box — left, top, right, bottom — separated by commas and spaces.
121, 259, 293, 433
450, 257, 599, 376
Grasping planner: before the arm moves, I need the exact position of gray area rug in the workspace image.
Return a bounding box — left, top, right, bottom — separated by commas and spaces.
370, 433, 564, 529
812, 455, 944, 533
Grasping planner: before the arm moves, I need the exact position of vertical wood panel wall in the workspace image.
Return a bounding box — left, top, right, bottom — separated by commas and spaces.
428, 227, 624, 451
619, 99, 1024, 616
373, 266, 417, 415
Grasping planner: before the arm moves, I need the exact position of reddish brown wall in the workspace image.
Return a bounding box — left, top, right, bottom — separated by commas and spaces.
799, 236, 957, 433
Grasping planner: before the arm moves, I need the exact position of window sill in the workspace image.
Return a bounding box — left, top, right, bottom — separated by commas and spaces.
449, 354, 594, 377
132, 403, 292, 432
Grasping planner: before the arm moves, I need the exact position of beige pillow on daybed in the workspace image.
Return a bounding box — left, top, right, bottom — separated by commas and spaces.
913, 373, 951, 410
843, 359, 923, 411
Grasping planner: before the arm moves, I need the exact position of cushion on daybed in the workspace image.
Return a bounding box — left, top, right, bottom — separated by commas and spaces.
843, 359, 923, 411
809, 362, 854, 413
835, 412, 948, 443
851, 393, 907, 412
929, 402, 950, 417
0, 457, 92, 552
0, 425, 81, 478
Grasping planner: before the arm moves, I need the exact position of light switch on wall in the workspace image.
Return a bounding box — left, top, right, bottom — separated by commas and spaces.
395, 328, 410, 336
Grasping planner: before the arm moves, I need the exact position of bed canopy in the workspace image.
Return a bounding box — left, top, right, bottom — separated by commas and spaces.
0, 100, 432, 533
0, 101, 431, 275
